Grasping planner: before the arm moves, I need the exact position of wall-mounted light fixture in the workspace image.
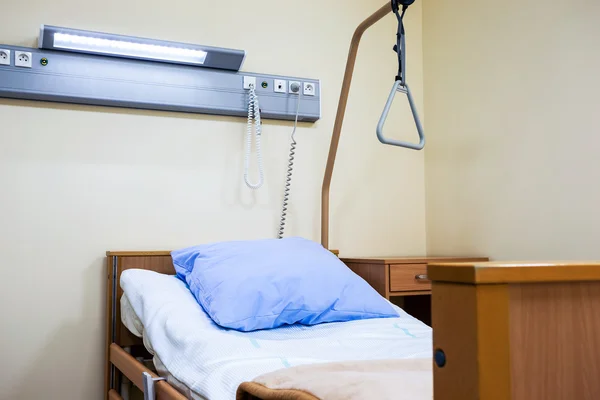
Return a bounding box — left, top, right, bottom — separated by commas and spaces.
38, 25, 245, 71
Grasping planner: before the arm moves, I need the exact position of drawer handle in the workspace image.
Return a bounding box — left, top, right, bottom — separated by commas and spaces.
415, 274, 429, 281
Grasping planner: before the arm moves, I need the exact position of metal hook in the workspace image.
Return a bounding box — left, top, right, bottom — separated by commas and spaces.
376, 80, 425, 151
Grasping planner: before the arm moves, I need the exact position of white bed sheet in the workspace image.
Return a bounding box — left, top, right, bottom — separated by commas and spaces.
121, 293, 143, 338
121, 293, 200, 398
120, 269, 432, 400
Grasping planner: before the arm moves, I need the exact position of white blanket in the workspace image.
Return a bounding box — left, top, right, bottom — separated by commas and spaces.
121, 269, 432, 400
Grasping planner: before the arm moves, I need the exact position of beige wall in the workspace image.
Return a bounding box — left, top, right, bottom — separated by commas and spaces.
0, 1, 425, 398
423, 0, 600, 260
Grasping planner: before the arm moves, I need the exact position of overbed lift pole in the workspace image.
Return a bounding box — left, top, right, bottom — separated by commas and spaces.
321, 0, 423, 249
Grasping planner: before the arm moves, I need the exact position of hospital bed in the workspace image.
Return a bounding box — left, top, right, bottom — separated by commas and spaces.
104, 252, 600, 400
104, 250, 434, 400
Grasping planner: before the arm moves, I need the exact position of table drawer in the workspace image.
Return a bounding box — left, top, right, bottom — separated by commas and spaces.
390, 264, 431, 292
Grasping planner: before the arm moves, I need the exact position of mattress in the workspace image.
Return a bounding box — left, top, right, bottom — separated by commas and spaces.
120, 269, 433, 400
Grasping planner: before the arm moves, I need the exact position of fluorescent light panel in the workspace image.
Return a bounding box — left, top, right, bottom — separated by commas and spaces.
39, 25, 245, 71
53, 33, 207, 65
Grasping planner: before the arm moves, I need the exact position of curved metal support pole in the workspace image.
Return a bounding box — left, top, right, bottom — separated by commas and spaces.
321, 2, 392, 249
376, 81, 425, 150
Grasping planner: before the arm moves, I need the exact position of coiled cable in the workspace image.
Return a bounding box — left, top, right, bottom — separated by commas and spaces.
278, 91, 302, 239
244, 84, 264, 189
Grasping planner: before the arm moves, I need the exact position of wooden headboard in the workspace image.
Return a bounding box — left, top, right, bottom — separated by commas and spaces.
104, 251, 180, 398
105, 251, 175, 350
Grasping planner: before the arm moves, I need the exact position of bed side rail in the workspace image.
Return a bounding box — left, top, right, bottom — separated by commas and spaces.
110, 343, 186, 400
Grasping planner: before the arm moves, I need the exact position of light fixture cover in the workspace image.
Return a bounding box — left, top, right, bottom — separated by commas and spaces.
38, 25, 245, 71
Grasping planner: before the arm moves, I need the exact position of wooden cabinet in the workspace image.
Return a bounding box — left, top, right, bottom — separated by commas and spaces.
428, 261, 600, 400
341, 256, 488, 325
341, 257, 488, 299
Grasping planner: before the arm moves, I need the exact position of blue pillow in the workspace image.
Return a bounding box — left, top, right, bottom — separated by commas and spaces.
171, 237, 398, 331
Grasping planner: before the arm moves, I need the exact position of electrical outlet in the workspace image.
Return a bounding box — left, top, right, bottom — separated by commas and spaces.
289, 81, 301, 94
0, 49, 10, 66
274, 79, 287, 93
243, 76, 257, 89
15, 51, 32, 68
303, 82, 316, 96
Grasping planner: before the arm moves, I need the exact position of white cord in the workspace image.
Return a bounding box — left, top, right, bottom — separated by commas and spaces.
278, 91, 302, 239
244, 84, 264, 189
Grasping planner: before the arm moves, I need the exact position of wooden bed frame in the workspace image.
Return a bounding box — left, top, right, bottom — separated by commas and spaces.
105, 252, 600, 400
104, 251, 184, 400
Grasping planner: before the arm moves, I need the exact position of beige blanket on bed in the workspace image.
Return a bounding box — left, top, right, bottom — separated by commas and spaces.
236, 358, 433, 400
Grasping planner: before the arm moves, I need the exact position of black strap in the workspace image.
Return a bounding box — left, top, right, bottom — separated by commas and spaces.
392, 1, 409, 83
392, 0, 415, 13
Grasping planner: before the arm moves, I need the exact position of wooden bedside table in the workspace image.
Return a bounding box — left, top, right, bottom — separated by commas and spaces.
341, 256, 489, 325
428, 261, 600, 400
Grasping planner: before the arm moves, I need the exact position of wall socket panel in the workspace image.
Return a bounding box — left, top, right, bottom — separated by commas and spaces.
0, 49, 10, 66
289, 81, 301, 94
243, 76, 256, 89
0, 44, 321, 122
303, 82, 316, 96
274, 79, 287, 93
15, 51, 32, 68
